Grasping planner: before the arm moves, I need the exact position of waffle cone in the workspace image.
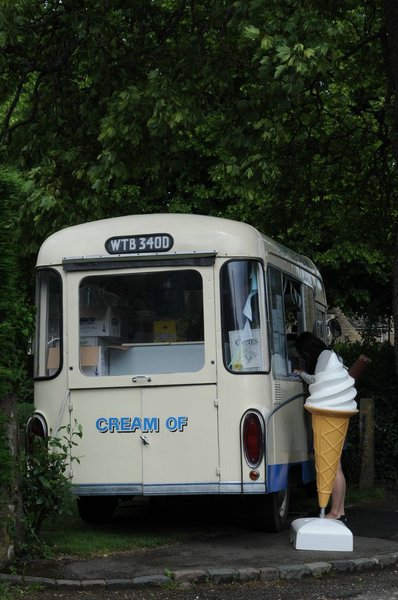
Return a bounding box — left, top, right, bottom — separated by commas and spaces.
305, 405, 358, 508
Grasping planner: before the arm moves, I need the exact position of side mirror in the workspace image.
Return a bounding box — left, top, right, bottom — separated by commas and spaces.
328, 317, 342, 339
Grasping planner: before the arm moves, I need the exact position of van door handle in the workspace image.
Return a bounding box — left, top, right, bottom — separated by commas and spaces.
140, 435, 150, 446
132, 375, 152, 383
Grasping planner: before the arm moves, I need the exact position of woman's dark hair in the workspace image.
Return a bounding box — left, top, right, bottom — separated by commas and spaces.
295, 332, 328, 374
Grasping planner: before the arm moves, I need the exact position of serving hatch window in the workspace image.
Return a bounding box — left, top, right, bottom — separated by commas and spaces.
78, 270, 204, 376
221, 260, 266, 372
268, 267, 305, 377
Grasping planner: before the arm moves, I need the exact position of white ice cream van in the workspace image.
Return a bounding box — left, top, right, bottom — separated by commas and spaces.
28, 213, 329, 531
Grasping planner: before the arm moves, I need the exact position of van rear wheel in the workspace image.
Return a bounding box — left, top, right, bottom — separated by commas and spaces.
255, 488, 290, 532
77, 496, 117, 524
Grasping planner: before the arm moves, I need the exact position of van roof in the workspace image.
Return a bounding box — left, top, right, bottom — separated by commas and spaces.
36, 213, 319, 275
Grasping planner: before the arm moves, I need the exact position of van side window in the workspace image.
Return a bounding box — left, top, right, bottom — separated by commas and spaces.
34, 269, 63, 378
316, 306, 327, 339
267, 267, 305, 377
303, 284, 316, 333
221, 260, 266, 373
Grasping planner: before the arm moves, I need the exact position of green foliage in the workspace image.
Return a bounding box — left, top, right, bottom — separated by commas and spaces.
0, 167, 35, 401
0, 581, 38, 600
19, 422, 82, 557
0, 166, 33, 560
0, 1, 395, 321
337, 341, 398, 489
0, 168, 18, 399
0, 414, 13, 487
1, 581, 43, 600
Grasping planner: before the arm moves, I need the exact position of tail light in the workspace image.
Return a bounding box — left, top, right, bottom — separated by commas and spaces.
242, 411, 264, 467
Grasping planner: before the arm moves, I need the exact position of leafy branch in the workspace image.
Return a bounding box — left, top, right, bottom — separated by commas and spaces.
21, 421, 82, 551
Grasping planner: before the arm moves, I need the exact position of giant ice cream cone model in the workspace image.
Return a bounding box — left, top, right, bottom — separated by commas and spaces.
305, 351, 358, 511
305, 405, 357, 508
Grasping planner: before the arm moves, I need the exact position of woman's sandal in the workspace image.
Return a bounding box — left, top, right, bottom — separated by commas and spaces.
338, 515, 348, 524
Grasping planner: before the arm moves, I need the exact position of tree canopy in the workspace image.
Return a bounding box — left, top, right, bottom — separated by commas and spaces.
0, 0, 397, 321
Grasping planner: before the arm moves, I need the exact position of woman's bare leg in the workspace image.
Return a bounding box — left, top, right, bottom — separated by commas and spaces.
326, 462, 346, 519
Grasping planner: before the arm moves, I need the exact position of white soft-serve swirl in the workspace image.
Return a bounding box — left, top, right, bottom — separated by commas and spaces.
305, 350, 358, 412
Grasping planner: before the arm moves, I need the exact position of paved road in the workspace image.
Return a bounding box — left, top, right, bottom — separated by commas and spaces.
3, 492, 398, 599
13, 495, 398, 582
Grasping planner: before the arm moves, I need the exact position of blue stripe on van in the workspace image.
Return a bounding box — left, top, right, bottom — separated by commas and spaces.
267, 460, 315, 493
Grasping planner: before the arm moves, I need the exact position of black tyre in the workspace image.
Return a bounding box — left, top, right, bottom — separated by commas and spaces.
254, 488, 290, 532
77, 496, 118, 524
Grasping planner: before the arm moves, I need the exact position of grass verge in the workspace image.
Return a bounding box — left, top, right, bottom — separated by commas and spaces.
346, 485, 388, 506
40, 496, 229, 558
41, 501, 185, 557
0, 582, 40, 600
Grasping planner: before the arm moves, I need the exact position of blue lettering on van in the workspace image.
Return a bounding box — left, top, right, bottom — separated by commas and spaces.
165, 416, 188, 432
142, 417, 160, 432
95, 416, 188, 433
